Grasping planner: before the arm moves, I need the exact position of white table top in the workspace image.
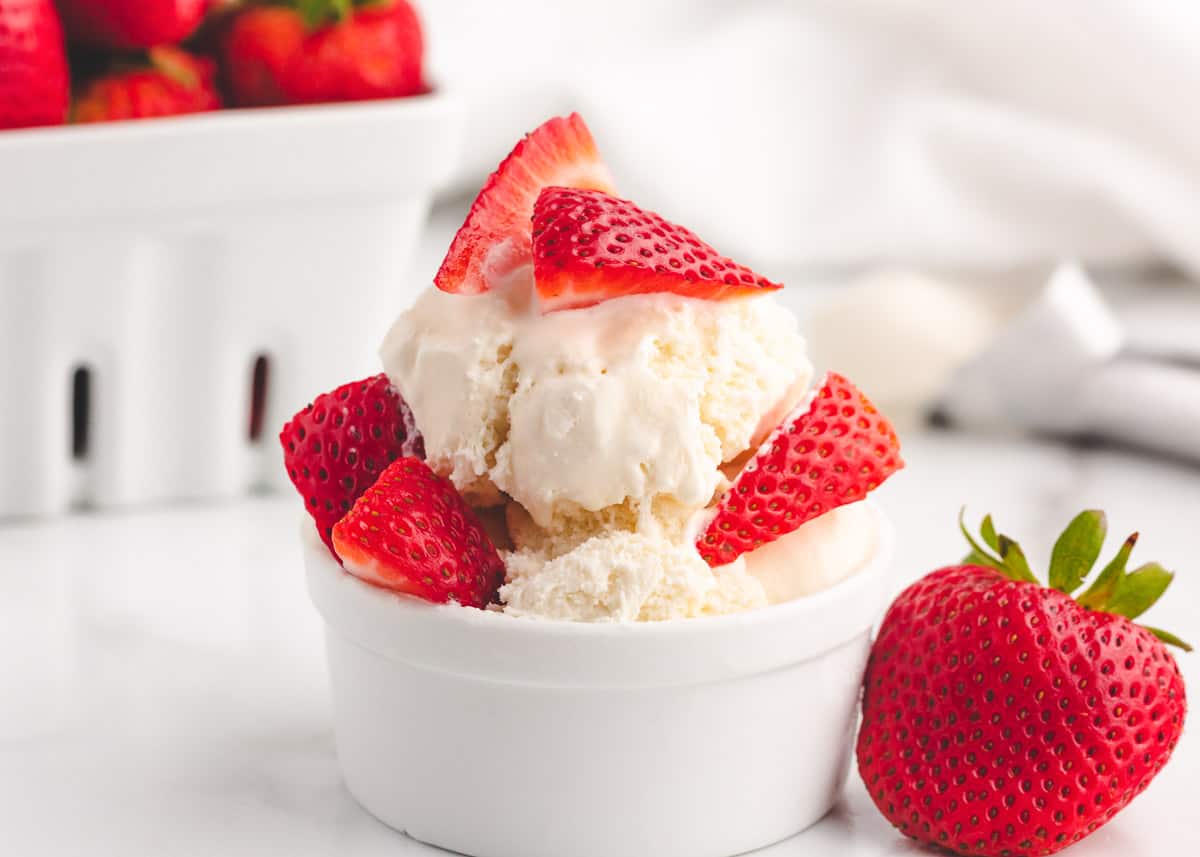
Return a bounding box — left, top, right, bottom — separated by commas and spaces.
2, 430, 1197, 855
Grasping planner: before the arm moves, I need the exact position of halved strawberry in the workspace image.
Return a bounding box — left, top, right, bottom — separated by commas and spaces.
434, 113, 614, 295
531, 187, 782, 312
332, 457, 505, 608
280, 373, 423, 557
697, 373, 902, 567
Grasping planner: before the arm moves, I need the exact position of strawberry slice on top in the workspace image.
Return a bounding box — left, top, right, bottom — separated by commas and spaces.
697, 372, 903, 567
435, 113, 615, 295
531, 187, 782, 312
333, 457, 505, 608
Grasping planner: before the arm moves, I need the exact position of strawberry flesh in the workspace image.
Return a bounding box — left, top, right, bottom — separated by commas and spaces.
697, 372, 902, 567
332, 457, 505, 608
532, 187, 782, 312
280, 373, 423, 557
435, 114, 615, 295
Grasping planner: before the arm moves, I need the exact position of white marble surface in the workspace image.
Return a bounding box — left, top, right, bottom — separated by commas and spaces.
1, 430, 1198, 855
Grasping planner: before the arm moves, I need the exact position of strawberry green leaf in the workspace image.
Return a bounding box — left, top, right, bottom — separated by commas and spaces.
1078, 533, 1137, 610
1104, 562, 1174, 620
1048, 509, 1106, 594
960, 509, 1003, 568
997, 535, 1038, 583
980, 515, 1000, 552
959, 510, 1038, 583
964, 549, 997, 567
1142, 625, 1194, 653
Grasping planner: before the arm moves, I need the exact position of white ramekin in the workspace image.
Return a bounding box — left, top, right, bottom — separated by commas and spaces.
0, 94, 462, 519
304, 506, 893, 857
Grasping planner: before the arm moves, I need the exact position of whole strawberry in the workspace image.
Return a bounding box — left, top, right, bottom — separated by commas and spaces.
332, 457, 505, 608
73, 46, 221, 123
697, 372, 903, 567
57, 0, 208, 50
280, 373, 423, 557
857, 511, 1189, 857
0, 0, 69, 130
221, 0, 425, 108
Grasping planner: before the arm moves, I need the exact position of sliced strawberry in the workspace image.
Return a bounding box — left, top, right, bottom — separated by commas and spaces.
434, 113, 615, 295
697, 373, 902, 567
280, 373, 423, 557
332, 457, 505, 608
531, 187, 782, 312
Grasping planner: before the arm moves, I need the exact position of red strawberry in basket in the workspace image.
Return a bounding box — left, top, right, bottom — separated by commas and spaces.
436, 114, 615, 295
333, 457, 505, 608
221, 0, 425, 108
280, 373, 423, 557
73, 46, 221, 123
696, 373, 903, 567
858, 511, 1190, 857
57, 0, 208, 50
532, 187, 782, 312
0, 0, 69, 130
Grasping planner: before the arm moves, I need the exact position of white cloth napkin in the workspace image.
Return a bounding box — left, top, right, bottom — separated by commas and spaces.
424, 0, 1200, 279
939, 265, 1200, 463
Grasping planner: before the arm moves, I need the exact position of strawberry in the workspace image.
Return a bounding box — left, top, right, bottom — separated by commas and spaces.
73, 46, 221, 123
57, 0, 208, 50
696, 372, 902, 567
857, 511, 1190, 857
0, 0, 69, 130
435, 114, 615, 296
280, 373, 423, 557
332, 456, 505, 608
221, 0, 425, 108
532, 187, 783, 312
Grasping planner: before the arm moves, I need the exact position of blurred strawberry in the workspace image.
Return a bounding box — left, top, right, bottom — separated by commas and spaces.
0, 0, 69, 130
57, 0, 208, 50
221, 0, 425, 107
73, 46, 221, 123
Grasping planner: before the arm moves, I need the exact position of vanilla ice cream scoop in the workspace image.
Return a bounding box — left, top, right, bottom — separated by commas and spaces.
379, 271, 891, 622
382, 271, 811, 529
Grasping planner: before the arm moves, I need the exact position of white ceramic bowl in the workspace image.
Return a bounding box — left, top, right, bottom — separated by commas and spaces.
0, 94, 462, 519
304, 506, 893, 857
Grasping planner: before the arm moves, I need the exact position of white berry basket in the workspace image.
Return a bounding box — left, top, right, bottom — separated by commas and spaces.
0, 93, 462, 519
304, 504, 894, 857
